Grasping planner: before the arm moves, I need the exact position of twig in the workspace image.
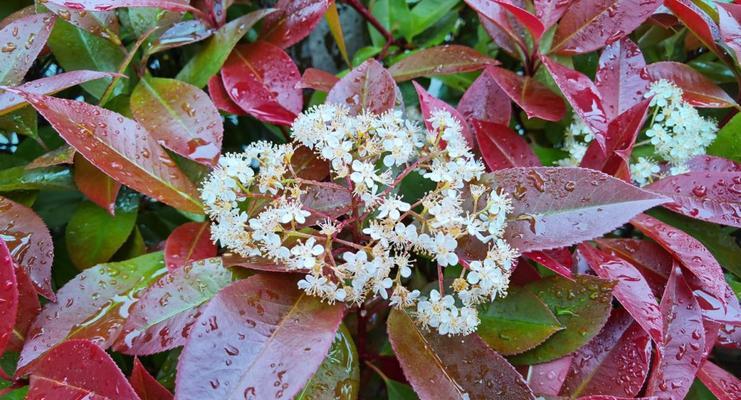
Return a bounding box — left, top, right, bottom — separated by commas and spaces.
342, 0, 395, 59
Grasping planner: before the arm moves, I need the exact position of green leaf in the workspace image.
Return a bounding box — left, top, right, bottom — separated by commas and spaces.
409, 0, 459, 39
387, 380, 418, 400
0, 166, 73, 192
176, 9, 275, 88
47, 19, 126, 99
478, 288, 563, 355
369, 0, 390, 47
509, 275, 615, 365
0, 107, 37, 139
296, 324, 360, 400
707, 113, 741, 162
65, 193, 139, 270
389, 0, 412, 42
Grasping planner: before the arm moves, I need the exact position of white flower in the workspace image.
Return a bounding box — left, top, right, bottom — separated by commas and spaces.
290, 238, 324, 269
377, 195, 411, 221
350, 160, 381, 189
430, 233, 458, 267
390, 286, 420, 308
630, 157, 660, 186
278, 201, 311, 224
416, 289, 455, 328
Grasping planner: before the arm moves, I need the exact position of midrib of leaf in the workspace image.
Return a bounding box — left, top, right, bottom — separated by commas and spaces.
552, 0, 621, 52
140, 78, 195, 139
393, 57, 487, 80
182, 223, 209, 262
571, 324, 635, 397
32, 375, 110, 399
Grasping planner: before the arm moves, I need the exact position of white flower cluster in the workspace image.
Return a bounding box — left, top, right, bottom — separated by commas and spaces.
201, 104, 519, 336
556, 117, 593, 167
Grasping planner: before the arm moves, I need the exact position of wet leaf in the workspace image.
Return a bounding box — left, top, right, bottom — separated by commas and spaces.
221, 41, 303, 126
494, 1, 544, 40
0, 13, 55, 86
7, 265, 41, 353
696, 360, 741, 400
147, 19, 213, 55
164, 222, 217, 271
534, 0, 572, 29
261, 0, 331, 49
26, 145, 75, 169
114, 257, 233, 356
560, 308, 652, 398
26, 339, 139, 400
473, 120, 540, 171
477, 287, 563, 355
175, 274, 344, 399
207, 75, 245, 115
43, 3, 118, 44
388, 308, 534, 399
388, 45, 497, 82
17, 252, 166, 373
524, 249, 573, 279
41, 0, 200, 13
457, 68, 511, 126
686, 155, 741, 173
482, 167, 669, 252
645, 266, 705, 400
0, 238, 18, 358
414, 81, 475, 149
297, 68, 339, 92
485, 66, 566, 122
131, 76, 223, 166
130, 357, 174, 400
718, 3, 741, 62
0, 195, 54, 300
551, 0, 662, 55
16, 91, 203, 213
594, 38, 650, 121
326, 59, 396, 115
296, 324, 359, 400
176, 9, 276, 88
509, 275, 615, 365
73, 153, 121, 215
708, 114, 741, 163
65, 196, 138, 270
663, 0, 722, 56
0, 165, 74, 192
645, 62, 737, 108
528, 356, 573, 396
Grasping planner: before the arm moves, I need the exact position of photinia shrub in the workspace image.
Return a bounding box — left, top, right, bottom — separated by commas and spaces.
0, 0, 739, 399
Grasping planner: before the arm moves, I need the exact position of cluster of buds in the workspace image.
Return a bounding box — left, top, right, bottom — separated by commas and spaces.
201, 104, 519, 335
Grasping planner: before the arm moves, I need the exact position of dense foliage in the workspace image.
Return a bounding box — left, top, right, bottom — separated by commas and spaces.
0, 0, 739, 399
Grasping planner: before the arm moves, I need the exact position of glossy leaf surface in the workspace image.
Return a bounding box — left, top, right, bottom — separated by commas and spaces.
296, 324, 359, 400
414, 82, 475, 148
130, 358, 174, 400
0, 238, 18, 357
474, 120, 540, 171
388, 45, 497, 81
261, 0, 331, 49
485, 66, 566, 122
164, 222, 217, 271
0, 13, 55, 86
594, 38, 650, 121
326, 59, 396, 115
645, 62, 737, 108
457, 68, 511, 126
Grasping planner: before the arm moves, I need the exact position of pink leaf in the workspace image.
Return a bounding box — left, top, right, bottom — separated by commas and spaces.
696, 360, 741, 400
0, 196, 54, 300
465, 0, 528, 59
577, 244, 662, 342
26, 339, 139, 400
414, 81, 476, 149
114, 258, 232, 356
485, 65, 566, 121
645, 266, 705, 400
164, 222, 217, 271
0, 239, 18, 358
261, 0, 331, 48
646, 172, 741, 227
551, 0, 662, 55
481, 167, 669, 252
528, 355, 573, 396
326, 59, 396, 115
457, 68, 511, 126
473, 120, 540, 171
73, 154, 121, 215
207, 75, 246, 115
560, 308, 652, 398
534, 0, 572, 29
595, 238, 673, 293
645, 62, 737, 108
7, 266, 41, 353
130, 358, 173, 400
221, 41, 303, 126
494, 1, 545, 40
389, 45, 498, 82
664, 0, 721, 54
524, 249, 573, 279
686, 155, 741, 173
387, 309, 534, 400
594, 38, 650, 121
0, 13, 55, 86
296, 68, 339, 92
42, 0, 199, 14
541, 57, 608, 148
174, 274, 344, 399
718, 4, 741, 62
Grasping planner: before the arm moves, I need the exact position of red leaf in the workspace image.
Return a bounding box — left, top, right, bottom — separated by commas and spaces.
465, 0, 527, 59
457, 68, 511, 126
164, 222, 217, 271
686, 155, 741, 173
114, 258, 232, 355
646, 172, 741, 227
326, 59, 396, 115
630, 214, 726, 301
221, 41, 303, 126
551, 0, 662, 55
664, 0, 721, 54
524, 249, 573, 279
580, 99, 651, 179
595, 238, 673, 288
528, 355, 573, 396
645, 266, 705, 400
645, 62, 737, 108
26, 339, 139, 400
481, 167, 669, 252
174, 274, 344, 399
387, 309, 534, 400
534, 0, 572, 29
0, 13, 55, 86
207, 75, 245, 115
73, 154, 122, 215
0, 239, 18, 358
261, 0, 331, 48
301, 183, 353, 225
296, 68, 339, 92
485, 66, 566, 122
27, 145, 76, 169
131, 77, 223, 166
222, 253, 293, 273
494, 1, 544, 40
291, 145, 330, 181
541, 57, 608, 148
15, 92, 203, 213
389, 45, 498, 82
578, 244, 662, 342
42, 0, 199, 13
560, 308, 652, 398
474, 120, 540, 171
7, 265, 40, 353
414, 81, 476, 149
696, 360, 741, 400
130, 358, 174, 400
718, 4, 741, 62
595, 38, 650, 121
0, 196, 54, 300
0, 70, 117, 115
